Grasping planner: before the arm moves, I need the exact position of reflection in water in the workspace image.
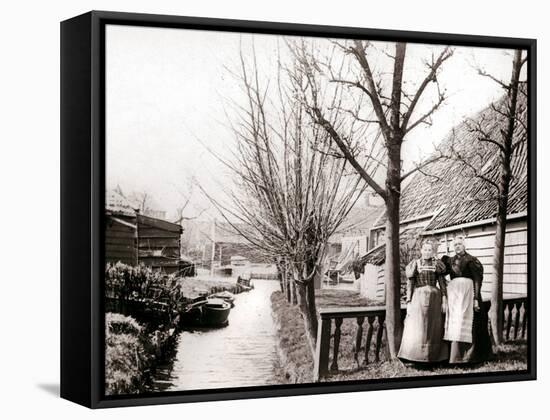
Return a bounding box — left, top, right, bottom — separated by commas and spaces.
151, 279, 280, 391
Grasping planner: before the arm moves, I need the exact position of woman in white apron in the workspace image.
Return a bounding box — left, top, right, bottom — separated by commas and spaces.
443, 237, 493, 364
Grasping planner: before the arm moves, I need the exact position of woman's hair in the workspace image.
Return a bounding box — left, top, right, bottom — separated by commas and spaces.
453, 235, 466, 246
421, 239, 435, 250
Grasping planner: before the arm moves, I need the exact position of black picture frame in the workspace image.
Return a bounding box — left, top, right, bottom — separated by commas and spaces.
61, 10, 537, 409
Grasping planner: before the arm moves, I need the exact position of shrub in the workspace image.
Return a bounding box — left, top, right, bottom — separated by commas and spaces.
105, 262, 183, 313
105, 313, 151, 395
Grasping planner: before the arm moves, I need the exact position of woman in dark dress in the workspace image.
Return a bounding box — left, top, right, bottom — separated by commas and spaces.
443, 236, 493, 364
398, 240, 448, 363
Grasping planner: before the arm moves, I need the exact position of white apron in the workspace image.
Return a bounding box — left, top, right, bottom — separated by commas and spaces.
444, 277, 473, 343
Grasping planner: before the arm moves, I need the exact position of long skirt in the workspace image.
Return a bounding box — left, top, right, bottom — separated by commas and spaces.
445, 277, 493, 364
398, 285, 448, 362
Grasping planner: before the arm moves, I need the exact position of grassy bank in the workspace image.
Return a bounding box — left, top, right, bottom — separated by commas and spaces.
271, 291, 314, 383
105, 313, 153, 395
105, 312, 179, 395
270, 290, 527, 384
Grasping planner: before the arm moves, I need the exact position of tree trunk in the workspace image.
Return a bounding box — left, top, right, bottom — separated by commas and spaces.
295, 279, 318, 356
307, 271, 319, 334
290, 277, 298, 305
277, 263, 285, 294
491, 190, 508, 345
287, 268, 293, 304
490, 49, 522, 346
384, 141, 404, 358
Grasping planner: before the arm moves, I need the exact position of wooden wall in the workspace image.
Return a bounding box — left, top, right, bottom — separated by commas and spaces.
137, 214, 182, 274
435, 219, 528, 299
360, 218, 528, 302
105, 215, 138, 266
359, 263, 384, 301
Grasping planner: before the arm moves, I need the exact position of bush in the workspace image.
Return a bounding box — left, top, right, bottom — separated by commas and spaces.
105, 262, 183, 313
105, 313, 152, 395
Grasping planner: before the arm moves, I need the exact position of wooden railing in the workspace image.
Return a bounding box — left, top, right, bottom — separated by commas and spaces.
500, 296, 529, 341
313, 295, 528, 381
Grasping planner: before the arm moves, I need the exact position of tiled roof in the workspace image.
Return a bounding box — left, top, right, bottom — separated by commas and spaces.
376, 90, 527, 231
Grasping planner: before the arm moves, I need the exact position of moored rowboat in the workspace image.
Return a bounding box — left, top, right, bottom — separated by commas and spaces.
202, 298, 231, 326
208, 290, 236, 307
180, 298, 231, 327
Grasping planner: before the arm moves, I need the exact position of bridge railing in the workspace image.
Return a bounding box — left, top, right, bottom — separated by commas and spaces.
313, 295, 528, 381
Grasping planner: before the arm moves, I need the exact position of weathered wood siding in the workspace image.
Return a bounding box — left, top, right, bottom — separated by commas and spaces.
362, 219, 528, 302
434, 219, 528, 299
105, 216, 138, 266
136, 214, 182, 273
359, 263, 385, 302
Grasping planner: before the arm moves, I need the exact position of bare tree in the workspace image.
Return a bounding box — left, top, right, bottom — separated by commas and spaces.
446, 50, 527, 345
203, 46, 365, 354
173, 180, 208, 225
291, 40, 453, 357
114, 186, 151, 214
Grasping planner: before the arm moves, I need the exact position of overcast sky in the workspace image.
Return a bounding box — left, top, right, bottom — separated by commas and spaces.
106, 24, 520, 221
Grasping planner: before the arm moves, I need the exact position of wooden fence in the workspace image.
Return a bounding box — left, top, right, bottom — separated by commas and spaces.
313, 295, 528, 381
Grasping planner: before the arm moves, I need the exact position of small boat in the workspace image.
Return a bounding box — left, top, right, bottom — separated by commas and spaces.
180, 298, 231, 328
208, 290, 236, 307
180, 299, 207, 326
236, 275, 254, 290
202, 298, 232, 326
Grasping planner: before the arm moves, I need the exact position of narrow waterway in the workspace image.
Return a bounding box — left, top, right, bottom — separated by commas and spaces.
151, 279, 281, 391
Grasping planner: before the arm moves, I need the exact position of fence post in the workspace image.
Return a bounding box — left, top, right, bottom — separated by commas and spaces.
313, 316, 331, 382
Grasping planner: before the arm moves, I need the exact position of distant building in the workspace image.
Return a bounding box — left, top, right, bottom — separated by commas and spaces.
338, 199, 383, 267
322, 198, 382, 289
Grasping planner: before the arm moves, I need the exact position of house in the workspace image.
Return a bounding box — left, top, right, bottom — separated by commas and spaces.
105, 190, 138, 266
324, 198, 383, 289
136, 213, 183, 274
359, 93, 528, 302
105, 189, 183, 273
339, 195, 383, 261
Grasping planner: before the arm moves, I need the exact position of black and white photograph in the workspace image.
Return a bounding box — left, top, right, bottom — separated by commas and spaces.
103, 22, 531, 396
3, 0, 550, 417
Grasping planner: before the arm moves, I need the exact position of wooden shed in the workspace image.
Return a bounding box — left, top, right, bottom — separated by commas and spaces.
360, 93, 528, 302
137, 214, 183, 274
105, 210, 138, 266
105, 189, 183, 273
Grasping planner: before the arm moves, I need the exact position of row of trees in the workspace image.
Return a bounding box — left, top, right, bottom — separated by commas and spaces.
209, 40, 527, 356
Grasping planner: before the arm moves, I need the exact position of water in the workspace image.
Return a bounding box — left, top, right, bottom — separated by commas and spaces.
151, 279, 281, 391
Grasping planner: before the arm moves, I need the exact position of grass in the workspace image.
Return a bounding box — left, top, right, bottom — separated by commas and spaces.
105, 313, 180, 395
271, 289, 528, 384
105, 313, 151, 395
271, 291, 315, 383
316, 288, 373, 308
327, 341, 527, 382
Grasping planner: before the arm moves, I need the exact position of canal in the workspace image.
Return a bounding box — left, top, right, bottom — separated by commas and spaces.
150, 279, 281, 391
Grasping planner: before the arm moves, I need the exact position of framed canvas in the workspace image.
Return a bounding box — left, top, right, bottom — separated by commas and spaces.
60, 10, 537, 408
